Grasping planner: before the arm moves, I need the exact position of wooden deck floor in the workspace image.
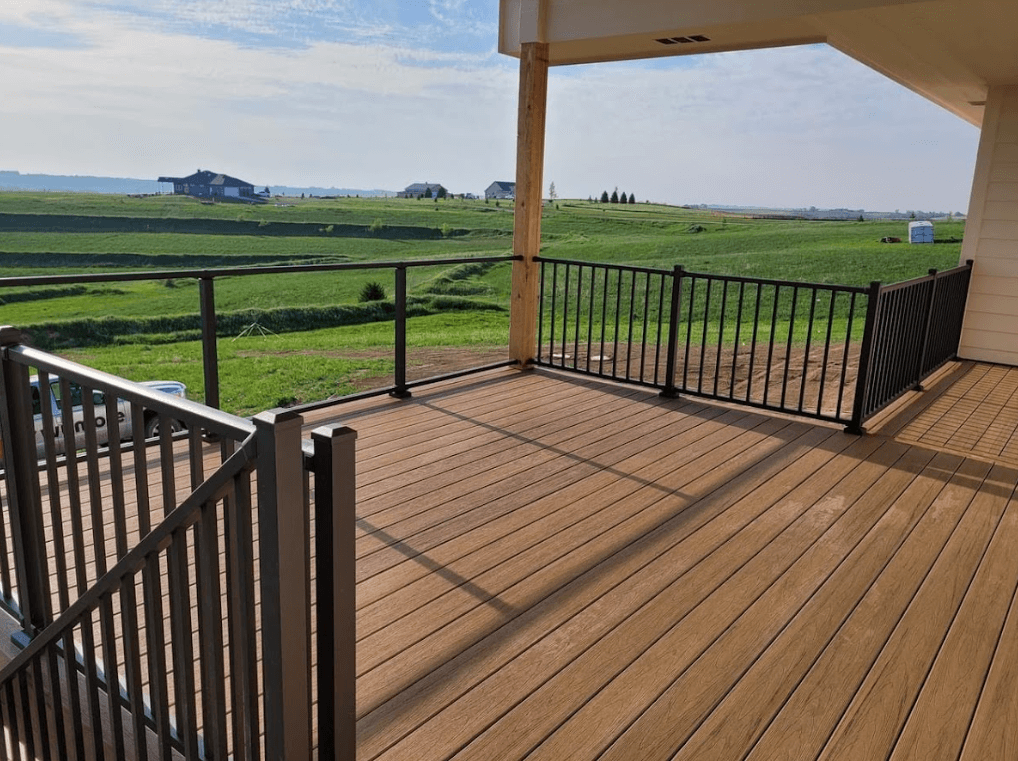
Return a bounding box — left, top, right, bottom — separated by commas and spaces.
296, 360, 1018, 761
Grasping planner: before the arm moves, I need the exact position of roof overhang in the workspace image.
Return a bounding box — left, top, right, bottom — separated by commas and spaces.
499, 0, 1018, 126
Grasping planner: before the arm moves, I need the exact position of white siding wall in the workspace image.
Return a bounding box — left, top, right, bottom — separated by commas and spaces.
960, 84, 1018, 366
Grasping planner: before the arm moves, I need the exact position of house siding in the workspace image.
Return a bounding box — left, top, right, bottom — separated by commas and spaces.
161, 171, 255, 199
485, 181, 516, 199
960, 84, 1018, 367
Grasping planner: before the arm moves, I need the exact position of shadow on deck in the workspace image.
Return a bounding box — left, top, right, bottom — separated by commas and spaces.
294, 360, 1018, 761
2, 359, 1016, 760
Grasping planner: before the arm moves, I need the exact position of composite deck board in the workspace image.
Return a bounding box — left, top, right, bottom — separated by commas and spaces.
669, 450, 974, 761
8, 361, 1018, 760
460, 439, 928, 761
889, 469, 1018, 760
884, 361, 1018, 464
414, 434, 875, 760
355, 403, 741, 635
815, 458, 1012, 760
354, 395, 718, 584
356, 412, 808, 689
347, 364, 1018, 761
527, 444, 948, 761
360, 420, 843, 756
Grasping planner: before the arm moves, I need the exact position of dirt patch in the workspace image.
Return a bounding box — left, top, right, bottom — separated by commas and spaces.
542, 341, 861, 420
277, 340, 861, 422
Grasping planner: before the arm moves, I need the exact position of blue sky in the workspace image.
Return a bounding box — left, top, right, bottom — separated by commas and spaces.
1, 0, 979, 212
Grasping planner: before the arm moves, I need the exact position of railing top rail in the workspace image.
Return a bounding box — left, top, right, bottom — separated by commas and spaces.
4, 338, 256, 441
534, 257, 672, 277
537, 256, 972, 296
0, 255, 521, 289
679, 269, 870, 293
535, 256, 871, 293
877, 260, 973, 295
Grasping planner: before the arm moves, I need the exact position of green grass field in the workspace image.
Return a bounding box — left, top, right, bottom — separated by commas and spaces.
0, 191, 966, 413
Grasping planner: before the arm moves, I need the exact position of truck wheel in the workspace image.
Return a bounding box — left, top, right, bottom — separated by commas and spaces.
145, 416, 182, 438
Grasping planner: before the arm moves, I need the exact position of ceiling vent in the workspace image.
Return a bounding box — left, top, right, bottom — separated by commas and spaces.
655, 34, 711, 45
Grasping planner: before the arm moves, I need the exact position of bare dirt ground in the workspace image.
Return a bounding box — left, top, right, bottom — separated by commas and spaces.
540, 341, 862, 421
336, 341, 860, 421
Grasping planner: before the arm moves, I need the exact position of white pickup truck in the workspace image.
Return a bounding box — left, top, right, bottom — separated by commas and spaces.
29, 376, 187, 459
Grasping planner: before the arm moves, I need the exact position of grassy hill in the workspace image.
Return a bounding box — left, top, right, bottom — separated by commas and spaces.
0, 192, 966, 413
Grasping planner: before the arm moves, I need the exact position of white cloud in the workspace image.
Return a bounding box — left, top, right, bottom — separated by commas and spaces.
0, 2, 978, 210
544, 46, 978, 211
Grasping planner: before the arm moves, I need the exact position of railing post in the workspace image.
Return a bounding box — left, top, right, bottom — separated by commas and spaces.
312, 424, 358, 761
661, 266, 684, 398
391, 266, 411, 399
847, 281, 882, 435
0, 327, 50, 641
254, 410, 311, 761
199, 277, 221, 410
914, 268, 939, 391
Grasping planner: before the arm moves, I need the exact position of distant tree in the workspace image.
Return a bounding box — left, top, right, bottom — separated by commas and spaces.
600, 190, 609, 203
549, 181, 558, 200
629, 193, 636, 205
437, 186, 447, 199
610, 189, 619, 204
857, 214, 865, 222
588, 195, 593, 203
425, 187, 433, 198
620, 192, 628, 204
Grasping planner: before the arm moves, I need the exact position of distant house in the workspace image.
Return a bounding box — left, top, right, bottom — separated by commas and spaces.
397, 182, 447, 199
157, 170, 256, 199
485, 181, 516, 200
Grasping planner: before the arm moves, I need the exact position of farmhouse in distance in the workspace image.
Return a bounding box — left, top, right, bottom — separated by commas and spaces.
485, 180, 516, 200
397, 182, 448, 199
157, 169, 256, 199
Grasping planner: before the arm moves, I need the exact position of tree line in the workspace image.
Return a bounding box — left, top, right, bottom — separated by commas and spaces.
590, 187, 637, 204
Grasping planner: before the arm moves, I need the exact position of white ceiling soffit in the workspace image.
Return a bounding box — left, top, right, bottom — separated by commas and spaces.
499, 0, 1018, 126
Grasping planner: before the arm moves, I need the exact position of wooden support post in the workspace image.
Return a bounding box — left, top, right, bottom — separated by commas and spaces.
509, 41, 550, 367
254, 410, 311, 761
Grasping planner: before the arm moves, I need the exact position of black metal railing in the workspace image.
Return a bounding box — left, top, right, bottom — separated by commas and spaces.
537, 260, 673, 389
536, 257, 973, 432
853, 262, 972, 426
536, 258, 869, 425
0, 330, 357, 759
0, 255, 519, 414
